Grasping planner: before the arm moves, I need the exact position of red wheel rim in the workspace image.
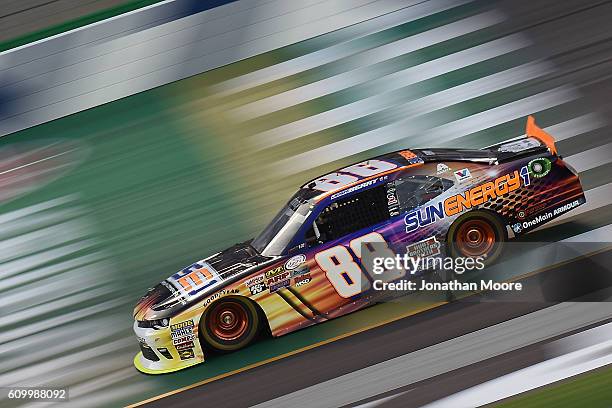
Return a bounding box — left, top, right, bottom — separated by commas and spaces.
207, 301, 249, 341
455, 219, 496, 257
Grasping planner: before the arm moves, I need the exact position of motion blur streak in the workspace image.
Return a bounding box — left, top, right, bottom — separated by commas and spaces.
249, 35, 532, 148
0, 0, 611, 407
0, 0, 415, 136
227, 11, 507, 119
0, 197, 153, 407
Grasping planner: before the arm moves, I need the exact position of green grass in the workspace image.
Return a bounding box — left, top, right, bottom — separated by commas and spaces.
0, 0, 164, 52
495, 366, 612, 408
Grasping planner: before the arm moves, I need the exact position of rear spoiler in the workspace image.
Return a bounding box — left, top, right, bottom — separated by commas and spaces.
483, 115, 558, 158
525, 115, 557, 155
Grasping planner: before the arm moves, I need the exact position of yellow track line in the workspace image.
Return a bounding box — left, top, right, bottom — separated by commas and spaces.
126, 301, 446, 407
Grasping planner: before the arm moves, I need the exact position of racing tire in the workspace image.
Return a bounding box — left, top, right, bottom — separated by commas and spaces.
447, 211, 506, 264
200, 296, 261, 352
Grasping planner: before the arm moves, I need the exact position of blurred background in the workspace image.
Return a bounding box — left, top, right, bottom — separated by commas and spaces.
0, 0, 611, 407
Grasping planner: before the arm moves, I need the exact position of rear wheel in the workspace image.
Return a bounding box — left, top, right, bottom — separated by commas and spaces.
447, 211, 506, 263
200, 297, 261, 352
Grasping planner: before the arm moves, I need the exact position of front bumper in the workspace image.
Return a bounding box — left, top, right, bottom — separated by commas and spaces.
133, 320, 205, 374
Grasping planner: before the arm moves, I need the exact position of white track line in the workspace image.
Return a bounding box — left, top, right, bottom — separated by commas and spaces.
0, 0, 415, 136
251, 302, 612, 408
252, 48, 541, 149
422, 323, 612, 408
545, 113, 605, 142
210, 0, 473, 96
230, 11, 506, 120
273, 86, 577, 174
566, 142, 612, 173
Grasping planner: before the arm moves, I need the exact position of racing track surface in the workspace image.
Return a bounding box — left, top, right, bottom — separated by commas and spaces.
136, 250, 612, 408
0, 0, 612, 407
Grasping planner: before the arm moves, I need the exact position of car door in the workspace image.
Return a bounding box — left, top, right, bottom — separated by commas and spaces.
284, 184, 396, 318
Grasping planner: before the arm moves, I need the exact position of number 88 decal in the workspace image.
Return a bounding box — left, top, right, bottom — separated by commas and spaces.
314, 232, 405, 298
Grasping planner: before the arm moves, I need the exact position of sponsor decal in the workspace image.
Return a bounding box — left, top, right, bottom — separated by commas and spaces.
398, 150, 424, 165
167, 261, 221, 296
406, 237, 441, 258
399, 150, 417, 160
421, 150, 435, 156
454, 168, 472, 182
269, 279, 291, 293
266, 271, 290, 285
175, 341, 194, 350
171, 319, 196, 356
386, 183, 400, 217
519, 202, 547, 220
202, 288, 240, 307
330, 179, 377, 200
553, 199, 582, 215
244, 274, 264, 287
170, 319, 196, 359
521, 199, 582, 229
436, 163, 451, 174
178, 348, 195, 360
171, 328, 194, 338
291, 264, 310, 277
248, 282, 267, 295
284, 255, 306, 270
404, 201, 445, 233
522, 212, 552, 228
170, 320, 194, 331
512, 223, 522, 233
528, 157, 551, 178
172, 335, 195, 346
405, 167, 529, 233
294, 273, 311, 287
170, 320, 193, 338
265, 266, 285, 278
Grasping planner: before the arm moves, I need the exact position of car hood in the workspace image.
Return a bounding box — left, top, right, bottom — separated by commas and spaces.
133, 242, 273, 320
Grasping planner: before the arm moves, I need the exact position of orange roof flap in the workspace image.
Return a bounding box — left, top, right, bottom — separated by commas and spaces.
526, 115, 557, 155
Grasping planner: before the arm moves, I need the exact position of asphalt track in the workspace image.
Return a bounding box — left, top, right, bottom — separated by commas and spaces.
0, 0, 611, 407
136, 248, 612, 408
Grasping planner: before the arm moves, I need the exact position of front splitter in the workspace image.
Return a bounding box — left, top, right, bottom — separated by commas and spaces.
133, 352, 200, 374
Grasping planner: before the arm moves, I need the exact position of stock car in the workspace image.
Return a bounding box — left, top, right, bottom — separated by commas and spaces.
133, 116, 585, 373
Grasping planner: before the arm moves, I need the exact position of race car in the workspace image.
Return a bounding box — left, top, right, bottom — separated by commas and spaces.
133, 116, 585, 373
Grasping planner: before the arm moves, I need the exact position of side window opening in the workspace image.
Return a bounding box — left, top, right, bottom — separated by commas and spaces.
306, 186, 389, 246
393, 175, 454, 213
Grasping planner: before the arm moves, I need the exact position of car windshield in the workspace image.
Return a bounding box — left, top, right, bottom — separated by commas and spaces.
251, 192, 315, 256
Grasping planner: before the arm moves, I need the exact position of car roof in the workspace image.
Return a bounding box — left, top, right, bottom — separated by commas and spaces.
299, 148, 496, 197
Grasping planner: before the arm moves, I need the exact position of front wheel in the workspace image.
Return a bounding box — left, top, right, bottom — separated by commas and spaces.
200, 297, 261, 352
447, 211, 506, 263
